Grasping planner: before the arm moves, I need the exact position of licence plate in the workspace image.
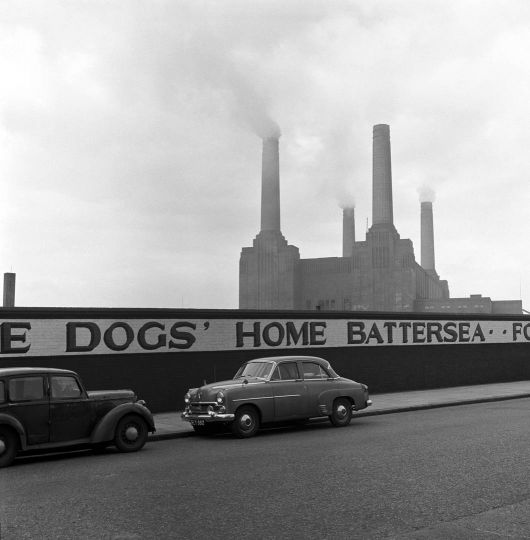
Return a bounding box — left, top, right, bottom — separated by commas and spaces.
190, 419, 205, 426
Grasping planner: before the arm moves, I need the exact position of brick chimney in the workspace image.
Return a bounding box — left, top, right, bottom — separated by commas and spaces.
260, 137, 281, 232
421, 201, 437, 275
372, 124, 394, 226
342, 207, 355, 257
3, 272, 16, 307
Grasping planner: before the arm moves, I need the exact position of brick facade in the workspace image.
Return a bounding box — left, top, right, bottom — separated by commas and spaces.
239, 125, 520, 314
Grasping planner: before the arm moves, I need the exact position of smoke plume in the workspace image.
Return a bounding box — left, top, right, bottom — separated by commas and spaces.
418, 185, 436, 203
183, 25, 281, 139
338, 194, 356, 209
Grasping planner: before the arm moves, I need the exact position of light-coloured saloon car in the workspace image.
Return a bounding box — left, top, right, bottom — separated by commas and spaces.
181, 355, 372, 438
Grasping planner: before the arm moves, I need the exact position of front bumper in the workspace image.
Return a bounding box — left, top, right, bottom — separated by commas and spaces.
181, 411, 235, 423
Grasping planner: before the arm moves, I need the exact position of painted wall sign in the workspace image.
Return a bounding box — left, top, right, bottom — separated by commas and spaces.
0, 318, 529, 357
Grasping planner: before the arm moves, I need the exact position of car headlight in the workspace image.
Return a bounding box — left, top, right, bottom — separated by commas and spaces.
216, 391, 225, 405
184, 392, 191, 404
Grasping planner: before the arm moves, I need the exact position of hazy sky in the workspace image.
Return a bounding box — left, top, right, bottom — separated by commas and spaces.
1, 0, 529, 311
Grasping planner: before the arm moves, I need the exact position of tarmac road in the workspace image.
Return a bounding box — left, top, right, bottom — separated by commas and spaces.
2, 398, 530, 540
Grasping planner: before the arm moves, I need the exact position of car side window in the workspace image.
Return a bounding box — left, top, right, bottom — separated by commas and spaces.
9, 376, 45, 402
51, 376, 82, 399
0, 381, 4, 403
270, 367, 281, 381
302, 362, 329, 380
278, 362, 300, 380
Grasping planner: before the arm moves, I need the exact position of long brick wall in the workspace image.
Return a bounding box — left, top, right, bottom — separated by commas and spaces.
1, 307, 529, 412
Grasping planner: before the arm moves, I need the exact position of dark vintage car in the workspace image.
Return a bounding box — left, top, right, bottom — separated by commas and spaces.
0, 367, 156, 467
181, 355, 372, 437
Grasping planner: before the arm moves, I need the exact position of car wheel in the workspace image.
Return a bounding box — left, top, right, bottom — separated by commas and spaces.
0, 427, 18, 468
231, 406, 260, 438
329, 398, 352, 427
114, 414, 148, 452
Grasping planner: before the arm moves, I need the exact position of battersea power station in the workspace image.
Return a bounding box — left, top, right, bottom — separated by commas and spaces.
239, 124, 522, 315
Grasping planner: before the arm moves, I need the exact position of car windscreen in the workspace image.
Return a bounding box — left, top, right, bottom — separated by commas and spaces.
234, 362, 274, 380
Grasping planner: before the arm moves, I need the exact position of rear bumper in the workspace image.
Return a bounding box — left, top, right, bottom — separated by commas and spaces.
181, 411, 235, 423
352, 399, 372, 412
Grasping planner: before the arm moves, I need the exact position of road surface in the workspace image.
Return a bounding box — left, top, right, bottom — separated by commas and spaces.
2, 398, 530, 539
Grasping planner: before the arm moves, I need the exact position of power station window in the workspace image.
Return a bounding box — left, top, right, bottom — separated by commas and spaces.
372, 246, 389, 268
402, 254, 413, 268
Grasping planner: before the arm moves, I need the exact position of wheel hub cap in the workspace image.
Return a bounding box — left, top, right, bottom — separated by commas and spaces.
125, 426, 139, 441
337, 405, 347, 418
240, 414, 253, 429
0, 440, 5, 455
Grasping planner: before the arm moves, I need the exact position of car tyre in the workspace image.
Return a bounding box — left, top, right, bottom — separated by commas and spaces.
0, 427, 18, 468
231, 406, 260, 438
114, 414, 148, 452
329, 398, 352, 427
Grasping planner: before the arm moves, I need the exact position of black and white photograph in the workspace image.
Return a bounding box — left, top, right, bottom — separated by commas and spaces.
1, 1, 530, 538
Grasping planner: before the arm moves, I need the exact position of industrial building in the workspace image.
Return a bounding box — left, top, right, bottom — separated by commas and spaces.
239, 125, 522, 314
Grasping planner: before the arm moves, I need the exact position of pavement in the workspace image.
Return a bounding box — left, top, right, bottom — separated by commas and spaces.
148, 380, 530, 441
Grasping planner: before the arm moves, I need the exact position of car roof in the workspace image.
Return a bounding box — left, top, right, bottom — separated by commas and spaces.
248, 355, 326, 364
0, 367, 77, 377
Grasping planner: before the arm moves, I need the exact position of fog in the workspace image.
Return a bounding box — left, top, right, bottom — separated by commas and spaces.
0, 0, 528, 310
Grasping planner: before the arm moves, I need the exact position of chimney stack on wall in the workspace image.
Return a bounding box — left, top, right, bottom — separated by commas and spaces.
260, 137, 281, 232
3, 272, 16, 307
342, 207, 355, 257
421, 201, 436, 274
372, 124, 394, 226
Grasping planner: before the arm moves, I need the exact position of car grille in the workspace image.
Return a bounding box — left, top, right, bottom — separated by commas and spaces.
189, 402, 215, 414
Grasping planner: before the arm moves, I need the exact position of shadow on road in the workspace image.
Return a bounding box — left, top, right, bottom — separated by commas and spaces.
11, 444, 154, 468
191, 416, 374, 440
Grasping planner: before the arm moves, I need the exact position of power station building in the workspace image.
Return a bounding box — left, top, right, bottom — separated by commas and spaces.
239, 124, 522, 314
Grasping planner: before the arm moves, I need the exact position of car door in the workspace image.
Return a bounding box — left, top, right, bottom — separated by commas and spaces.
270, 362, 307, 419
49, 375, 94, 442
8, 375, 49, 445
301, 361, 332, 417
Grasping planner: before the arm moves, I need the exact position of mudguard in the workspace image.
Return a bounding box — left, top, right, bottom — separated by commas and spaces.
90, 402, 155, 444
0, 413, 27, 450
318, 389, 356, 413
233, 399, 274, 423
